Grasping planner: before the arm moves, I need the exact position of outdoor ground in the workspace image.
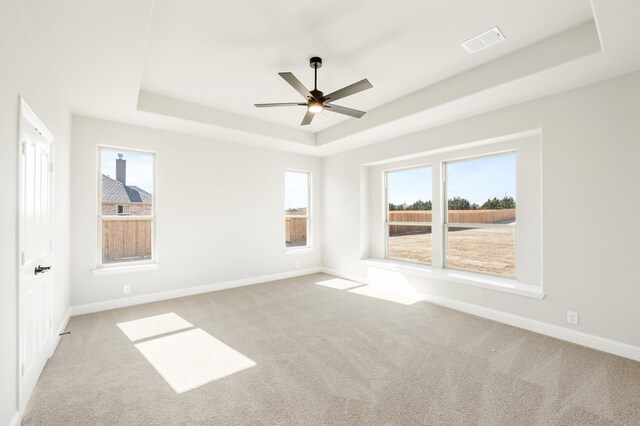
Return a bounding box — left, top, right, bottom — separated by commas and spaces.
388, 227, 515, 277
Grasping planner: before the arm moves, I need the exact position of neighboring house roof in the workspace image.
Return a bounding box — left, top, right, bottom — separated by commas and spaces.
102, 174, 152, 204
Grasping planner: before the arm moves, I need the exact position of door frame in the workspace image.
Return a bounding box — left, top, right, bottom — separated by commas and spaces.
17, 97, 55, 412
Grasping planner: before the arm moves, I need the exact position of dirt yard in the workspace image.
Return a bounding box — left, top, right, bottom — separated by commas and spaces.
388, 227, 515, 277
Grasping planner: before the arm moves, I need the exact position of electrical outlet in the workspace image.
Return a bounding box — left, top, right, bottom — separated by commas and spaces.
123, 284, 131, 294
566, 311, 578, 325
295, 261, 300, 269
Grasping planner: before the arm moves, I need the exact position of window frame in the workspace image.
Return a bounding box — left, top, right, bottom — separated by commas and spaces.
384, 163, 433, 265
96, 146, 157, 269
117, 205, 130, 216
284, 169, 312, 251
382, 151, 518, 279
442, 151, 517, 279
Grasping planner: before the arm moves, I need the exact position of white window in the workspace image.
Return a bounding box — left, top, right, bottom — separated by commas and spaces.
383, 151, 519, 279
385, 165, 432, 264
98, 148, 155, 266
444, 152, 516, 278
284, 170, 311, 249
117, 205, 130, 215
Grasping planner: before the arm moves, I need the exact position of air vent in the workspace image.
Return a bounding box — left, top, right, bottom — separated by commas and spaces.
461, 27, 505, 54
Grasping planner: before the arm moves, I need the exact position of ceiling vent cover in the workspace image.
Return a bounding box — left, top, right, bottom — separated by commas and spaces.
461, 27, 505, 54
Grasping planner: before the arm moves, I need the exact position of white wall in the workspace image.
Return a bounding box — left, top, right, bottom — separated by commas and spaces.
70, 117, 322, 307
322, 70, 640, 348
0, 0, 71, 423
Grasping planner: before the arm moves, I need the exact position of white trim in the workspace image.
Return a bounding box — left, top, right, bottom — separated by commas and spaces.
49, 308, 71, 357
284, 247, 315, 255
418, 292, 640, 362
322, 268, 639, 362
19, 98, 54, 143
284, 169, 312, 250
8, 411, 21, 426
17, 98, 56, 414
97, 146, 157, 268
92, 263, 159, 276
71, 267, 322, 316
320, 267, 366, 284
361, 258, 544, 299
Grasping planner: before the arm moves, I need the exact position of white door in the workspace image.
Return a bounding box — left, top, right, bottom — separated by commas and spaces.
19, 104, 53, 410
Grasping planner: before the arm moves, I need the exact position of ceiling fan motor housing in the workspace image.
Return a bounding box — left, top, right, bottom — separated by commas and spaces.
309, 56, 322, 69
310, 89, 323, 100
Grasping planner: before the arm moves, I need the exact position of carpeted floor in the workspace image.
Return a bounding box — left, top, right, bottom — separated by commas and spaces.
23, 273, 640, 425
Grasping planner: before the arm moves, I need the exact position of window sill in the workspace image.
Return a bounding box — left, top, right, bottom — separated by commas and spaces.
284, 247, 314, 255
360, 258, 544, 300
92, 263, 159, 276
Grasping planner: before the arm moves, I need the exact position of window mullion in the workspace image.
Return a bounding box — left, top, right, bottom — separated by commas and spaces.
431, 159, 444, 269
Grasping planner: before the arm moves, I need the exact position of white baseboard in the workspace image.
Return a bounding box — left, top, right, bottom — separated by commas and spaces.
419, 292, 640, 362
324, 268, 640, 362
320, 267, 366, 284
50, 307, 71, 357
69, 267, 322, 316
8, 411, 20, 426
67, 265, 640, 362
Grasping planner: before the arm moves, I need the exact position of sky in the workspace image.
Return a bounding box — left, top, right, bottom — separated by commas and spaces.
387, 153, 516, 205
387, 166, 432, 205
285, 171, 309, 211
101, 149, 154, 193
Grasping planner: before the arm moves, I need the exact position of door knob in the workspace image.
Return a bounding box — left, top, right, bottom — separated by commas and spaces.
34, 265, 51, 275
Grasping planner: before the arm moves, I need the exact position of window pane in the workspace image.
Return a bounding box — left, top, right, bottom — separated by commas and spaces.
387, 166, 432, 222
446, 226, 515, 277
285, 217, 307, 248
101, 149, 154, 216
388, 225, 432, 264
102, 219, 152, 264
446, 153, 515, 224
285, 171, 309, 215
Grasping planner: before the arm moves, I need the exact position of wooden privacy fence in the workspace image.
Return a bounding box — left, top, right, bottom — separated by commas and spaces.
102, 219, 152, 263
389, 209, 515, 235
286, 212, 307, 244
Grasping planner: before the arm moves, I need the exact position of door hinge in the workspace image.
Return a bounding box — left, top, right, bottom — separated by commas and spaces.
21, 252, 25, 265
21, 141, 26, 155
21, 362, 25, 377
49, 241, 53, 250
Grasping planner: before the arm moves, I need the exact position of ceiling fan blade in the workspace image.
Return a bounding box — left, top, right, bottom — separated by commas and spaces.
279, 72, 313, 100
326, 104, 366, 118
254, 102, 306, 108
323, 79, 372, 103
301, 110, 314, 126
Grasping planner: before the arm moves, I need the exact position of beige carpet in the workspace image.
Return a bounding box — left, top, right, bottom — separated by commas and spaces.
23, 273, 640, 425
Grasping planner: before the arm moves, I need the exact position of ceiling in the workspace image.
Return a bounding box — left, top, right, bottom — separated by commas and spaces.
19, 0, 640, 156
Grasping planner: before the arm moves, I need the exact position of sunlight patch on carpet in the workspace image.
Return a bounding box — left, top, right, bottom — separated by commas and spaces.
347, 285, 422, 305
117, 312, 193, 341
315, 278, 361, 290
135, 328, 256, 393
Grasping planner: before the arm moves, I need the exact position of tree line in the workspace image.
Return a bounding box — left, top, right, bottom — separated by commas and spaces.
389, 196, 515, 211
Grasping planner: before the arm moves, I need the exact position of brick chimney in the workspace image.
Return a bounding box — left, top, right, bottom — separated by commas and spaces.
116, 153, 126, 185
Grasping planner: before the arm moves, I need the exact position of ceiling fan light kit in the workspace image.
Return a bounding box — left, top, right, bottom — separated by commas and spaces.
255, 56, 372, 126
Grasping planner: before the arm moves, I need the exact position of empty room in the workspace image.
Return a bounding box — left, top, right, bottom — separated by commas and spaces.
2, 0, 640, 425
